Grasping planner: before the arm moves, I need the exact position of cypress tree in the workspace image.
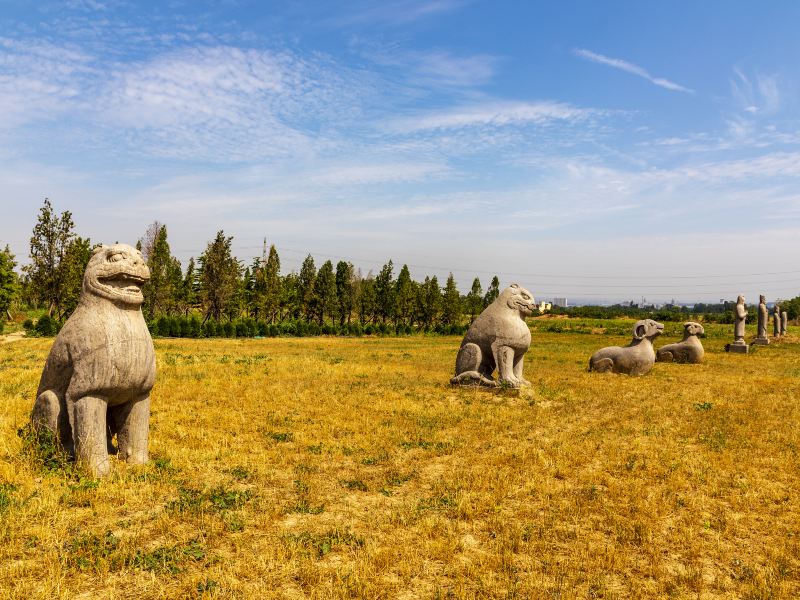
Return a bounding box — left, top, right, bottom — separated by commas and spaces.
441, 272, 462, 325
335, 260, 354, 327
374, 260, 395, 324
394, 264, 414, 326
312, 260, 337, 326
298, 254, 316, 323
0, 245, 19, 322
484, 275, 500, 307
466, 277, 483, 321
198, 231, 241, 322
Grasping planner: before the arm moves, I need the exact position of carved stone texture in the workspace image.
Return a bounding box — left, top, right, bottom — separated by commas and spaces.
756, 294, 769, 343
451, 284, 536, 388
656, 322, 705, 363
588, 319, 664, 376
732, 295, 747, 344
31, 244, 155, 477
781, 311, 788, 335
774, 303, 781, 337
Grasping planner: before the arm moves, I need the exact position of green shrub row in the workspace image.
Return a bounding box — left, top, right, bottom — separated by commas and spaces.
147, 316, 469, 338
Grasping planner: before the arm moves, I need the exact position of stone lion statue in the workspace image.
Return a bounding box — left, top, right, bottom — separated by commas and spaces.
31, 243, 155, 477
450, 283, 537, 388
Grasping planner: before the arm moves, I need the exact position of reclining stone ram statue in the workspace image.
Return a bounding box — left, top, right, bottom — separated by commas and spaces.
656, 321, 705, 363
588, 319, 664, 376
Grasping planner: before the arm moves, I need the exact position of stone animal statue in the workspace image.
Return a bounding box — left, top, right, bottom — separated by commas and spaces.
450, 283, 537, 388
588, 319, 664, 375
31, 244, 155, 477
656, 321, 705, 363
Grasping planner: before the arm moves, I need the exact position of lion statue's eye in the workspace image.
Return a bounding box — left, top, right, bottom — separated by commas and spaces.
107, 253, 125, 263
522, 294, 530, 300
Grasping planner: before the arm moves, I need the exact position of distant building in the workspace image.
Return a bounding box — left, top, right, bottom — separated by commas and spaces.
552, 297, 568, 308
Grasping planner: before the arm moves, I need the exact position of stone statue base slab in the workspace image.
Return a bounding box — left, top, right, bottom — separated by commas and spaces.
725, 343, 749, 354
753, 337, 770, 345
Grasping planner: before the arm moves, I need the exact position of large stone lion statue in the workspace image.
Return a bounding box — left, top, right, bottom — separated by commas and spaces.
450, 283, 536, 388
31, 243, 155, 477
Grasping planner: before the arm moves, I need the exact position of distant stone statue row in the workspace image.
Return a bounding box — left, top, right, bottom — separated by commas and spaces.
450, 286, 794, 385
730, 294, 788, 354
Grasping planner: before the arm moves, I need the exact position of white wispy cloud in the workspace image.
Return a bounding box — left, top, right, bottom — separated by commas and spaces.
310, 161, 451, 185
387, 101, 597, 133
0, 37, 95, 127
573, 48, 693, 93
361, 45, 498, 88
325, 0, 465, 27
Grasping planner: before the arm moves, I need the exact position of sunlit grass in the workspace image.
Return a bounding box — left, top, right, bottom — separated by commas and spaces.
1, 323, 799, 598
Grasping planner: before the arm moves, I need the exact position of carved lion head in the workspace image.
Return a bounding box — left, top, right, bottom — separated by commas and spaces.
83, 244, 150, 307
502, 283, 537, 316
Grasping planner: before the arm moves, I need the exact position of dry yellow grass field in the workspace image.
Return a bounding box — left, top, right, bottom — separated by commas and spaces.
1, 324, 799, 599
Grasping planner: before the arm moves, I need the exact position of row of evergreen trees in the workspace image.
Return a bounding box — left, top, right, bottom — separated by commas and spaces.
4, 199, 503, 333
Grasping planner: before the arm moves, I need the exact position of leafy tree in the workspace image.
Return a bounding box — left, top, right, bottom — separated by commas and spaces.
312, 260, 337, 325
374, 260, 395, 324
198, 231, 241, 322
441, 273, 462, 325
394, 264, 414, 326
484, 275, 500, 307
280, 272, 300, 321
466, 277, 483, 321
335, 260, 354, 326
298, 254, 317, 322
25, 198, 79, 318
0, 245, 19, 321
60, 237, 92, 317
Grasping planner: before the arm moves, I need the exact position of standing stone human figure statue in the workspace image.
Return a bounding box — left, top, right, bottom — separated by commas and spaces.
774, 303, 781, 337
726, 295, 749, 353
781, 311, 788, 335
30, 244, 155, 477
755, 294, 769, 345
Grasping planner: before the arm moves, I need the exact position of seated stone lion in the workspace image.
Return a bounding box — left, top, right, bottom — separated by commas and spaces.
451, 283, 536, 388
30, 244, 155, 477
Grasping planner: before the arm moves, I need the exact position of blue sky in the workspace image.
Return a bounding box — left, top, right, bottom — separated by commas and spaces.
2, 1, 800, 303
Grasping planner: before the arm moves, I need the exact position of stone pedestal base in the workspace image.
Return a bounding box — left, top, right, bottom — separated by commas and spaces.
726, 343, 749, 354
753, 337, 770, 345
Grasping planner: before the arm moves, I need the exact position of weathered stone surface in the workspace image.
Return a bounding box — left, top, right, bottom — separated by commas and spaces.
732, 295, 747, 345
726, 343, 749, 354
588, 319, 663, 376
781, 311, 788, 335
774, 303, 781, 337
451, 283, 536, 388
656, 322, 705, 363
756, 294, 769, 343
31, 244, 155, 477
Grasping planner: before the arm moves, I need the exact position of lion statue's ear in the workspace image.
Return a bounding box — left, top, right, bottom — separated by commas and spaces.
510, 283, 519, 289
92, 245, 107, 256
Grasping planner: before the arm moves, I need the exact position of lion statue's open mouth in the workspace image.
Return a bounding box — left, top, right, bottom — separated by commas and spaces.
84, 245, 151, 306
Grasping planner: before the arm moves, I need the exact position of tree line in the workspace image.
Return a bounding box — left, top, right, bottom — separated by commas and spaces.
1, 199, 503, 335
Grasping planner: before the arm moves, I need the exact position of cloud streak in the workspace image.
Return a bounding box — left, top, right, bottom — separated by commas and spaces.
573, 48, 693, 93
